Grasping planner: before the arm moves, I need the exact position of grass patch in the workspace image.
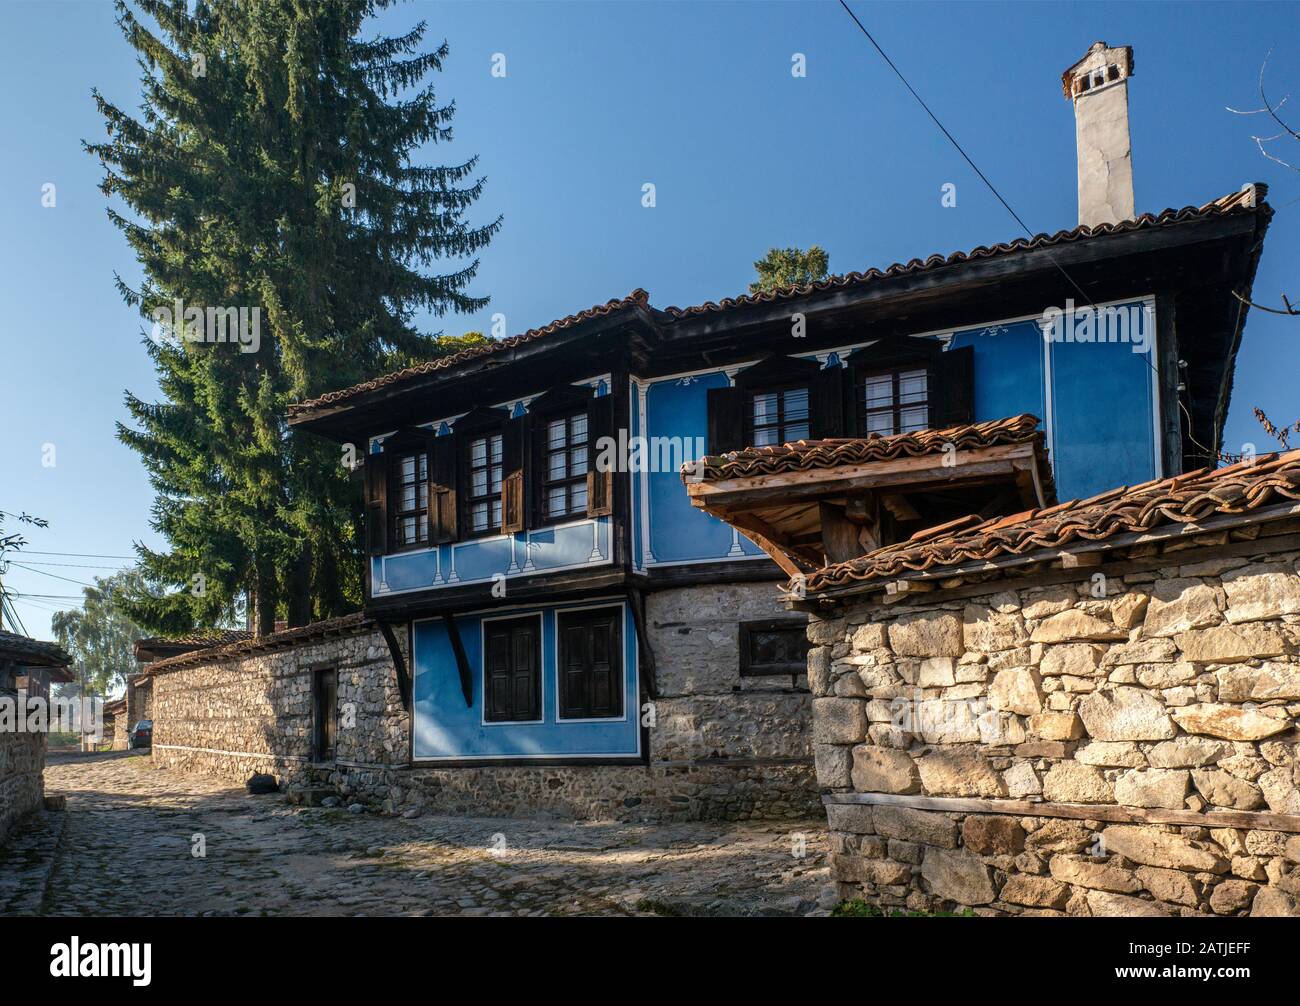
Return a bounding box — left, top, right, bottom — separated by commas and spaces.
832, 899, 976, 918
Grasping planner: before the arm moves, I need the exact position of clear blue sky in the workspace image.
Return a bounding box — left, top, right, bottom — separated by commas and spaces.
2, 0, 1298, 639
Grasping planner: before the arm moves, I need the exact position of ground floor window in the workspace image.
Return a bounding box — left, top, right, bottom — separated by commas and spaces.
313, 667, 337, 761
484, 614, 541, 722
557, 606, 623, 719
739, 619, 810, 677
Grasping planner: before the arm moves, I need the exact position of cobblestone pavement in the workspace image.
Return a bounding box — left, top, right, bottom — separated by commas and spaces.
10, 753, 828, 917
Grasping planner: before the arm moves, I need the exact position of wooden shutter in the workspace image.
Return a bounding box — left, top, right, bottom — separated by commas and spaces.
501, 416, 527, 534
485, 616, 539, 722
427, 434, 458, 544
809, 367, 845, 439
707, 386, 746, 454
558, 607, 623, 719
932, 345, 975, 428
585, 393, 615, 517
363, 451, 388, 555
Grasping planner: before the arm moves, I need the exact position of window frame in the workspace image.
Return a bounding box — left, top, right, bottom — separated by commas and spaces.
738, 618, 811, 679
311, 665, 338, 763
744, 380, 813, 448
387, 449, 430, 552
535, 408, 590, 526
462, 428, 506, 539
857, 365, 931, 438
556, 604, 625, 722
481, 612, 544, 724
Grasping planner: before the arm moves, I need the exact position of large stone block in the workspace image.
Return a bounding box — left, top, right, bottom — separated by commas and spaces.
1001, 874, 1069, 909
1031, 610, 1127, 644
1251, 887, 1300, 917
1215, 663, 1300, 703
988, 667, 1044, 716
1041, 643, 1104, 677
1222, 562, 1300, 623
1259, 766, 1300, 814
1141, 578, 1224, 637
961, 815, 1024, 855
1049, 855, 1140, 893
888, 611, 963, 657
1102, 825, 1228, 873
1134, 866, 1201, 907
921, 847, 995, 905
1043, 761, 1113, 803
872, 806, 959, 848
1170, 704, 1291, 742
826, 803, 875, 834
812, 698, 869, 745
1175, 624, 1286, 664
916, 750, 1007, 798
962, 603, 1028, 653
1078, 687, 1176, 741
851, 745, 920, 794
1086, 891, 1170, 917
1113, 768, 1189, 809
813, 743, 853, 788
1146, 737, 1230, 768
1190, 769, 1266, 810
1029, 712, 1085, 741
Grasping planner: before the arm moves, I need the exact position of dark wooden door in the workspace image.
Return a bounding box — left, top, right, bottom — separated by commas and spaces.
558, 607, 623, 719
314, 668, 337, 761
485, 616, 540, 722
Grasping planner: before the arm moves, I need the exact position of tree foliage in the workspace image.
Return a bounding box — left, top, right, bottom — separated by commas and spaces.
51, 570, 148, 697
87, 0, 498, 635
749, 246, 830, 295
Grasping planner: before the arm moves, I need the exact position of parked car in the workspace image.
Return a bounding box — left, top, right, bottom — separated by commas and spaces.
128, 720, 152, 749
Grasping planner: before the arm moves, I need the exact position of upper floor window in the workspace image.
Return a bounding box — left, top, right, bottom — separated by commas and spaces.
467, 433, 503, 535
541, 412, 589, 521
748, 385, 810, 447
861, 367, 928, 436
391, 452, 428, 548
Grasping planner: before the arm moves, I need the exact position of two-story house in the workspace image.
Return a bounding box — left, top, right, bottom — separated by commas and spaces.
270, 41, 1274, 818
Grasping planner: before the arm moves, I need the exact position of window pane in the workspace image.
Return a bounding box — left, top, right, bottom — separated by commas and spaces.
865, 376, 893, 408
752, 392, 778, 425
401, 486, 417, 511
401, 455, 416, 480
472, 469, 487, 496
866, 411, 895, 435
899, 369, 927, 404
571, 414, 587, 442
489, 465, 502, 494
900, 406, 928, 432
753, 426, 778, 447
547, 419, 566, 449
547, 486, 566, 516
548, 450, 567, 479
572, 484, 587, 511
783, 387, 809, 422
471, 438, 487, 465
472, 503, 488, 532
489, 435, 502, 463
569, 447, 587, 476
785, 422, 810, 442
490, 500, 501, 529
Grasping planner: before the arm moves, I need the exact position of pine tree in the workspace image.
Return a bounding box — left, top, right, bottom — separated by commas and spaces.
749, 246, 830, 294
87, 0, 499, 634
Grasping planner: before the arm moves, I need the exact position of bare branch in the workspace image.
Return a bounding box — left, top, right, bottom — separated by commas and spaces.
1232, 290, 1300, 316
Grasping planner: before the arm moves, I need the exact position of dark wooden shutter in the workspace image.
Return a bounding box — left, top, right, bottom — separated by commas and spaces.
428, 434, 459, 544
485, 616, 539, 722
586, 393, 615, 517
707, 386, 746, 455
932, 345, 975, 428
809, 367, 846, 439
363, 452, 388, 555
501, 416, 526, 534
558, 607, 622, 719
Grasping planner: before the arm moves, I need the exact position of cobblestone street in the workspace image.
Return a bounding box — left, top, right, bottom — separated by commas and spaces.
4, 753, 828, 917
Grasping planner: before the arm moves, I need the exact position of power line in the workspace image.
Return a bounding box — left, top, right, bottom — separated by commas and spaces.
16, 550, 137, 560
5, 562, 96, 589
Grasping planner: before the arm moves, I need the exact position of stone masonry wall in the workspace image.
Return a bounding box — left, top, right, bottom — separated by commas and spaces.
0, 720, 45, 840
150, 583, 819, 822
812, 547, 1300, 916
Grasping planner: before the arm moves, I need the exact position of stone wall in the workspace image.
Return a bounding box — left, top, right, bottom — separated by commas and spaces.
812, 548, 1300, 916
148, 583, 819, 822
0, 716, 45, 840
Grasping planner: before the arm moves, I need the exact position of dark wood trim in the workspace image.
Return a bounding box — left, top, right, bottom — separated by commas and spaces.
441, 612, 473, 707
625, 587, 658, 700
1156, 291, 1183, 475
376, 621, 411, 712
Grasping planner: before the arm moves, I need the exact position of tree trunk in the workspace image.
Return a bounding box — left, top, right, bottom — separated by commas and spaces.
287, 539, 313, 628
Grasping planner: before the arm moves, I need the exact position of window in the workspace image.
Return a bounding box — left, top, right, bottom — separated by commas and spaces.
541, 411, 588, 520
484, 615, 541, 722
861, 367, 928, 437
748, 385, 810, 447
739, 619, 811, 677
558, 607, 623, 719
390, 452, 428, 548
313, 668, 337, 761
467, 433, 503, 535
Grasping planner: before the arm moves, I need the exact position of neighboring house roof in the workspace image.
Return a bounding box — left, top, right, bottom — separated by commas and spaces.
287, 187, 1267, 430
140, 613, 371, 677
133, 629, 253, 664
103, 697, 126, 716
692, 414, 1048, 483
289, 290, 651, 416
803, 449, 1300, 596
0, 630, 71, 669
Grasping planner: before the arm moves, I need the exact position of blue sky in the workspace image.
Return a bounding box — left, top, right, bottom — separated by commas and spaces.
2, 0, 1298, 639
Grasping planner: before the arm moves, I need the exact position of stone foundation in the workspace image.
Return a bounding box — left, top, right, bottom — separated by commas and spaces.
0, 726, 45, 840
812, 545, 1300, 916
148, 583, 819, 822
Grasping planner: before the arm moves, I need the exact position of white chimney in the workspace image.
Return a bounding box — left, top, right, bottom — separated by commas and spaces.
1063, 42, 1135, 228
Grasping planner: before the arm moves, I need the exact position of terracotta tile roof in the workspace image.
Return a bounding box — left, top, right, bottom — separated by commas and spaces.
290, 290, 651, 415
137, 629, 252, 649
803, 448, 1300, 595
141, 612, 371, 677
689, 414, 1047, 482
662, 187, 1265, 318
0, 630, 71, 668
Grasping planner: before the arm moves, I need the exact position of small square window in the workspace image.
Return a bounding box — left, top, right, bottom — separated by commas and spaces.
739, 619, 811, 677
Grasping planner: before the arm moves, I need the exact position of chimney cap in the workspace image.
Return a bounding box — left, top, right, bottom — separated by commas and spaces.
1062, 42, 1134, 99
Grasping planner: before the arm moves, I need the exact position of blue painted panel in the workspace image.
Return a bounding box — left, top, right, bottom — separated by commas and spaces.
1049, 299, 1158, 501
411, 601, 641, 760
950, 320, 1046, 425
644, 373, 763, 563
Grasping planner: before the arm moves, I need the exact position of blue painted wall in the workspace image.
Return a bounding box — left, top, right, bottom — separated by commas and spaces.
411, 600, 641, 760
